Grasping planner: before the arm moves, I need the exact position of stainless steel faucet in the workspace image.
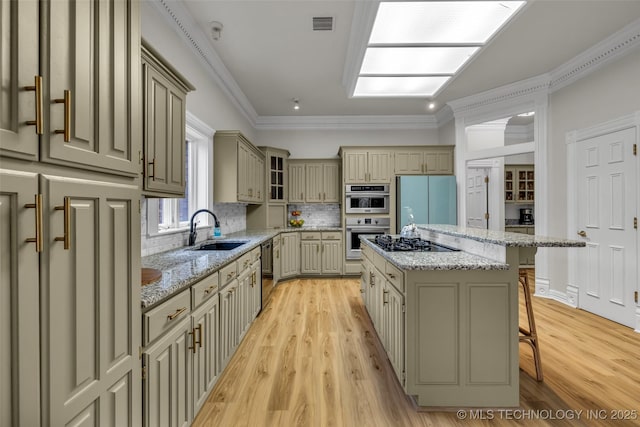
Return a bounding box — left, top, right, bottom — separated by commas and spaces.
188, 209, 220, 246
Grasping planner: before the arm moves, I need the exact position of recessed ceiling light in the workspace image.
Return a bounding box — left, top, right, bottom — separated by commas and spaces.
428, 102, 436, 110
292, 99, 300, 110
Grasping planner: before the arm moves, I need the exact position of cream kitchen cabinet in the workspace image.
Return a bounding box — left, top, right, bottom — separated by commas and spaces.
288, 159, 341, 203
142, 43, 194, 197
394, 146, 454, 175
340, 149, 392, 183
0, 170, 41, 427
0, 0, 141, 177
383, 281, 405, 383
246, 147, 290, 229
214, 131, 265, 204
41, 174, 141, 426
321, 232, 343, 274
280, 232, 301, 279
300, 232, 322, 274
273, 235, 282, 285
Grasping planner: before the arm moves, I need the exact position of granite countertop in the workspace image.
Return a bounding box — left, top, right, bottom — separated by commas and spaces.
418, 224, 586, 248
360, 237, 509, 271
141, 226, 343, 309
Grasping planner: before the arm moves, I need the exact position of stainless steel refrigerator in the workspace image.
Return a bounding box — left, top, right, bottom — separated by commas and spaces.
396, 176, 457, 229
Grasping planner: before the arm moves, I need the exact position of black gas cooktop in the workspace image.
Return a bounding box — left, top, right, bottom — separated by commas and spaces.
373, 235, 460, 253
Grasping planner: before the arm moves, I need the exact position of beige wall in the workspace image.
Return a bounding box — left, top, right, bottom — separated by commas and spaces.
546, 50, 640, 292
141, 2, 256, 141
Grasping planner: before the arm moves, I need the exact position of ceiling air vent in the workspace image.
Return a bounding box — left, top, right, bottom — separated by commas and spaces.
312, 16, 334, 31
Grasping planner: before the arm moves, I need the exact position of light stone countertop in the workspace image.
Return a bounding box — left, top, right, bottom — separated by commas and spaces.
140, 226, 342, 309
360, 236, 509, 271
418, 224, 586, 248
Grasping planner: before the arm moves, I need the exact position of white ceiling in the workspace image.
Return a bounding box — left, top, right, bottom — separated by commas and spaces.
180, 0, 640, 117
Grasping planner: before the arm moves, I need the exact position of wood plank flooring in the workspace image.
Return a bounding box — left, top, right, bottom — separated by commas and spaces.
193, 276, 640, 427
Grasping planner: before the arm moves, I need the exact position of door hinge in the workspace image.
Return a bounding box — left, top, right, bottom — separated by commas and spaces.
402, 304, 406, 313
634, 217, 637, 229
484, 176, 489, 183
138, 346, 143, 359
634, 144, 637, 156
484, 212, 490, 220
634, 291, 638, 304
141, 366, 146, 381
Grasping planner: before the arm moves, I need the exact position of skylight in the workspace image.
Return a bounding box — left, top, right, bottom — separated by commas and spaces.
353, 1, 526, 98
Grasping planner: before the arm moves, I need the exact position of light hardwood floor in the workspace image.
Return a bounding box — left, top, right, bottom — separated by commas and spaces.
193, 276, 640, 427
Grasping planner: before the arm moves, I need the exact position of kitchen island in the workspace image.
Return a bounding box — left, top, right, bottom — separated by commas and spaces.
359, 225, 584, 408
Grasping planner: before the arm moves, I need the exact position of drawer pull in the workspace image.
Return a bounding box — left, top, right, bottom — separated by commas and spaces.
24, 75, 43, 134
24, 194, 43, 252
204, 285, 216, 295
167, 306, 187, 321
387, 273, 396, 279
53, 89, 71, 142
227, 271, 235, 280
54, 196, 71, 250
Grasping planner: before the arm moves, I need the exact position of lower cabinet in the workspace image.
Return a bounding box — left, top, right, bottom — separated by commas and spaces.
299, 231, 343, 275
143, 315, 193, 427
505, 226, 536, 265
272, 235, 282, 285
280, 232, 300, 279
219, 278, 239, 371
191, 295, 220, 416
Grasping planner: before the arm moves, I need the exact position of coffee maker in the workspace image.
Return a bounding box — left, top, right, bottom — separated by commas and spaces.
519, 208, 534, 225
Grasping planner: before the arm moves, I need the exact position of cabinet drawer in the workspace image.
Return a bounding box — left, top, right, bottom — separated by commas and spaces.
220, 261, 238, 286
237, 252, 253, 272
251, 246, 261, 262
321, 232, 341, 240
385, 262, 404, 292
301, 232, 321, 240
191, 272, 219, 308
143, 289, 191, 345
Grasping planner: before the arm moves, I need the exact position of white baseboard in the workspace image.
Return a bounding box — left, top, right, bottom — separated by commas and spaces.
533, 277, 550, 298
635, 308, 640, 333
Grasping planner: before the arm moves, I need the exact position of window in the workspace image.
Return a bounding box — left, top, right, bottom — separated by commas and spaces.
146, 112, 214, 235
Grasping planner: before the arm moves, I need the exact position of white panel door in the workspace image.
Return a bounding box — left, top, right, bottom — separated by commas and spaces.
466, 168, 488, 229
576, 127, 637, 327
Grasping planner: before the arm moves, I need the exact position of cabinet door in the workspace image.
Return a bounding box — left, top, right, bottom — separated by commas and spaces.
394, 151, 424, 175
386, 284, 405, 385
272, 236, 281, 284
256, 155, 265, 202
343, 152, 367, 183
237, 143, 250, 201
0, 1, 39, 160
143, 63, 186, 195
300, 240, 322, 274
321, 240, 343, 274
250, 261, 262, 319
280, 233, 300, 278
424, 151, 453, 174
288, 163, 306, 203
305, 163, 323, 203
322, 162, 340, 202
268, 154, 286, 201
44, 0, 140, 176
144, 316, 192, 427
0, 170, 41, 427
237, 268, 251, 338
41, 175, 141, 426
192, 295, 220, 416
368, 151, 392, 183
220, 280, 239, 370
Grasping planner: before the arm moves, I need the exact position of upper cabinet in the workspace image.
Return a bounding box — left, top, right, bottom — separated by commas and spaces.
394, 146, 454, 175
214, 131, 265, 204
341, 149, 392, 183
288, 159, 341, 203
1, 0, 141, 177
505, 165, 534, 203
142, 43, 195, 197
261, 147, 290, 203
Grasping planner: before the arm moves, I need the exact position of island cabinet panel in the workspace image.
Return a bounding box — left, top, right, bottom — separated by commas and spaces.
405, 268, 519, 408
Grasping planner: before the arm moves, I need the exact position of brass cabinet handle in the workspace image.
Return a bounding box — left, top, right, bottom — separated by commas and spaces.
167, 306, 187, 321
189, 324, 202, 353
577, 230, 587, 238
227, 271, 235, 280
275, 249, 279, 258
300, 192, 303, 199
197, 324, 203, 348
54, 90, 71, 142
227, 287, 236, 295
383, 290, 389, 304
204, 285, 216, 295
24, 76, 43, 135
387, 273, 396, 279
54, 196, 70, 250
323, 192, 326, 201
24, 194, 43, 252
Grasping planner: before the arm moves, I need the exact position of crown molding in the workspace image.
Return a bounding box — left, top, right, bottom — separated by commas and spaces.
186, 111, 215, 138
549, 17, 640, 93
150, 0, 259, 126
254, 114, 438, 131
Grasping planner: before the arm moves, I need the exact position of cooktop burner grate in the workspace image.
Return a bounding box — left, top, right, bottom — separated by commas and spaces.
373, 235, 460, 253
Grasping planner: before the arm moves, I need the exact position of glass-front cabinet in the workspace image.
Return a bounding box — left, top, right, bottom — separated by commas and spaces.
262, 147, 290, 202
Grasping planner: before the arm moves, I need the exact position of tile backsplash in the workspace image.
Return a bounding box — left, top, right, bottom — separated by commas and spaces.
287, 204, 341, 227
141, 199, 246, 256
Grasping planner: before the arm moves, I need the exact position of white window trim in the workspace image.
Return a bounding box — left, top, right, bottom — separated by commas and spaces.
145, 112, 215, 236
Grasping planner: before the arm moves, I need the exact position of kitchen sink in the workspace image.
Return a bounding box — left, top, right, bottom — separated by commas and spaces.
196, 241, 248, 251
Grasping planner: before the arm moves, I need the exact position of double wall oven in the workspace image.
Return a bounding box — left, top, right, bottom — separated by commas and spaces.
345, 217, 390, 260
